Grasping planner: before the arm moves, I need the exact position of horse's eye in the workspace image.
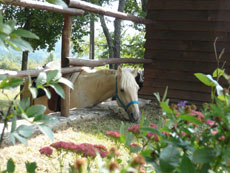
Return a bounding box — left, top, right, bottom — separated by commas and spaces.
120, 88, 125, 92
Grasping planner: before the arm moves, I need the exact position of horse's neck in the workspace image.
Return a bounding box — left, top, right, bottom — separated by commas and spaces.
71, 69, 116, 108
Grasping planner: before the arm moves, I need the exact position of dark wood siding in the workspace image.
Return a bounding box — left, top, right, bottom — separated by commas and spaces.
140, 0, 230, 104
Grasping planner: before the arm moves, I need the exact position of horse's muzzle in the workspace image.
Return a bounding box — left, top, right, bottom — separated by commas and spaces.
129, 112, 141, 122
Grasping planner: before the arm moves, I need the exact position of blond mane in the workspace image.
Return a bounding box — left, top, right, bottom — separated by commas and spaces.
120, 69, 139, 90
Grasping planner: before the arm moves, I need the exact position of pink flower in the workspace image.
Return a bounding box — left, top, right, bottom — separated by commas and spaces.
218, 136, 226, 141
212, 130, 217, 136
162, 131, 171, 137
149, 123, 158, 129
206, 120, 217, 127
128, 124, 141, 134
181, 131, 187, 136
39, 147, 53, 156
189, 110, 204, 121
50, 141, 77, 151
94, 144, 108, 158
106, 131, 121, 138
147, 133, 159, 142
130, 143, 141, 148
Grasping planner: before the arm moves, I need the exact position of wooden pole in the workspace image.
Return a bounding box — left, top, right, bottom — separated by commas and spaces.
69, 0, 152, 24
67, 57, 153, 67
61, 15, 73, 117
2, 0, 84, 16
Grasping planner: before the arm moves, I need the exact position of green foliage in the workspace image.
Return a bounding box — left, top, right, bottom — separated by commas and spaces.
0, 12, 39, 52
0, 69, 73, 147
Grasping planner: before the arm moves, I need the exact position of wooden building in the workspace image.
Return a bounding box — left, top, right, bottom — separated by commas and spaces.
140, 0, 230, 104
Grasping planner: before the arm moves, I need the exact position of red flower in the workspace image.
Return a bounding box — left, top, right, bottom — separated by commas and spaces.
149, 123, 158, 129
147, 133, 159, 142
106, 131, 121, 138
206, 120, 217, 127
128, 124, 141, 134
218, 136, 226, 141
39, 146, 53, 156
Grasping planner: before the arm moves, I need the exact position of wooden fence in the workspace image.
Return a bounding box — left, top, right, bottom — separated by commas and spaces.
0, 0, 153, 116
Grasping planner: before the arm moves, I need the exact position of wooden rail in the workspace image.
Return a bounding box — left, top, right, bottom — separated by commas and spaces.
2, 0, 84, 16
69, 0, 152, 24
67, 58, 153, 67
0, 66, 82, 78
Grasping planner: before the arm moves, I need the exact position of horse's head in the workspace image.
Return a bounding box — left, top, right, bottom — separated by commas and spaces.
116, 66, 141, 122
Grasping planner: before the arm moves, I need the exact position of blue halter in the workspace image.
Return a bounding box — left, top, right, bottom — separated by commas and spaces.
115, 77, 139, 111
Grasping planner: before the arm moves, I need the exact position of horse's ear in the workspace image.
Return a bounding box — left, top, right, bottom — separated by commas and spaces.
132, 66, 139, 77
117, 66, 122, 77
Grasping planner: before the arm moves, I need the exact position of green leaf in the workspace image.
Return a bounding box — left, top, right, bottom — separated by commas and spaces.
26, 105, 46, 117
19, 97, 30, 111
141, 127, 162, 136
10, 115, 17, 133
192, 148, 216, 164
12, 29, 39, 39
25, 162, 37, 173
7, 158, 15, 173
180, 155, 195, 173
33, 114, 59, 125
36, 72, 47, 86
160, 102, 174, 114
10, 37, 33, 51
194, 73, 217, 87
17, 125, 33, 138
178, 114, 202, 125
29, 87, 38, 99
38, 124, 54, 140
162, 86, 168, 102
0, 77, 24, 89
213, 68, 225, 78
47, 70, 61, 82
13, 133, 28, 145
0, 23, 12, 34
130, 145, 142, 153
43, 87, 51, 99
120, 122, 126, 143
58, 77, 74, 89
125, 132, 133, 146
160, 145, 180, 172
50, 83, 65, 99
8, 133, 16, 145
0, 75, 6, 80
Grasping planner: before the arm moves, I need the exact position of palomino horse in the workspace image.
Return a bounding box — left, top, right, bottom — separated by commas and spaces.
24, 63, 141, 122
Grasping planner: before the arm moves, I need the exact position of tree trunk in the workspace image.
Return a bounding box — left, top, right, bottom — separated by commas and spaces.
89, 15, 95, 60
21, 51, 29, 71
141, 0, 148, 13
99, 15, 115, 69
113, 0, 126, 69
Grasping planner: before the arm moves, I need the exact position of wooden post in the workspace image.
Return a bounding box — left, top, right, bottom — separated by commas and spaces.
61, 15, 72, 117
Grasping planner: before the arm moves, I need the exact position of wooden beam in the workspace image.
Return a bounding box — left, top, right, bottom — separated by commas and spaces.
67, 57, 153, 67
61, 15, 72, 117
68, 0, 152, 24
2, 0, 84, 16
0, 66, 82, 78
